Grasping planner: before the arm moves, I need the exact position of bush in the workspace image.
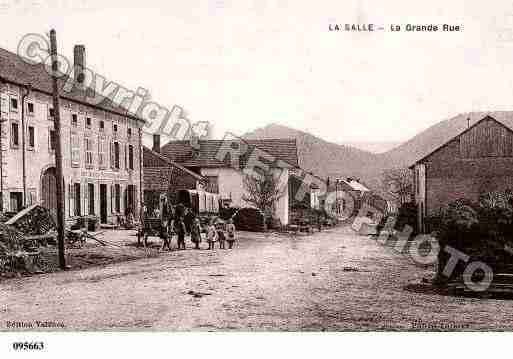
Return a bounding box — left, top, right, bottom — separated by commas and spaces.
376, 202, 417, 235
233, 207, 265, 232
436, 193, 513, 279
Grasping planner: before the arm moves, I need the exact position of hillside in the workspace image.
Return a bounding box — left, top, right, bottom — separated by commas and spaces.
243, 113, 498, 191
243, 123, 381, 181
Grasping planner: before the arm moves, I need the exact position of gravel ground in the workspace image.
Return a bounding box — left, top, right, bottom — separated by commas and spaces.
1, 225, 513, 331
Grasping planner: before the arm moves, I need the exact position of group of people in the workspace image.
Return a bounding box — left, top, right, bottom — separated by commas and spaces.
160, 216, 237, 251
153, 197, 237, 251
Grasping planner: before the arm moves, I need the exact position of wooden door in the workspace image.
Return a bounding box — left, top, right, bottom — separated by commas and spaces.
41, 167, 57, 219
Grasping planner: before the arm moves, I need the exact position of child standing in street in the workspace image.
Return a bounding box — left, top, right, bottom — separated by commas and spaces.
217, 223, 226, 249
226, 218, 236, 249
206, 220, 217, 250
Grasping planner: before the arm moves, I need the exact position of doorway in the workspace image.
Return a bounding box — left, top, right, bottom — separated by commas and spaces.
88, 183, 95, 215
73, 183, 81, 216
41, 167, 57, 219
100, 184, 107, 223
9, 192, 23, 212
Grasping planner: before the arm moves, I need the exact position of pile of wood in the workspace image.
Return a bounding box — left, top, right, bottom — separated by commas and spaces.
0, 223, 40, 273
5, 205, 57, 236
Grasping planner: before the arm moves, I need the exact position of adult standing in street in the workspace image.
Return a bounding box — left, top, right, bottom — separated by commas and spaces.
176, 216, 187, 250
190, 217, 202, 249
226, 218, 236, 249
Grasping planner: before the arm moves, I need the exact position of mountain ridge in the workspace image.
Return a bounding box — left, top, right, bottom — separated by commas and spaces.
243, 113, 499, 190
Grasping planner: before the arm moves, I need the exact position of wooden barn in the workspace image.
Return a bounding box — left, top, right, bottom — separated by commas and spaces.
410, 113, 513, 232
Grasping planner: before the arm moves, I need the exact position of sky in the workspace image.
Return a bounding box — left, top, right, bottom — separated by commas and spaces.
2, 0, 513, 144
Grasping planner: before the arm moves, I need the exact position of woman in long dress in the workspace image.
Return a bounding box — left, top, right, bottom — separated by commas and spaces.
190, 217, 202, 249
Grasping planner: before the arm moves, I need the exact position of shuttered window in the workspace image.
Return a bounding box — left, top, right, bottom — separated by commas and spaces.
70, 133, 80, 167
85, 137, 94, 168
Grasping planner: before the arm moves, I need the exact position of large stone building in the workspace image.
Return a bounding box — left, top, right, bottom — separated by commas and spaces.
411, 113, 513, 232
0, 46, 144, 223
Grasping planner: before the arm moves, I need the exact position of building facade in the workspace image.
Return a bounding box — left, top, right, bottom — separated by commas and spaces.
0, 46, 144, 223
411, 114, 513, 232
158, 138, 299, 225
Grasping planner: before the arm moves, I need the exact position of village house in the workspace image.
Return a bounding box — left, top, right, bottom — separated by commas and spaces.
0, 45, 144, 224
288, 168, 325, 210
142, 139, 206, 212
151, 136, 299, 225
411, 112, 513, 232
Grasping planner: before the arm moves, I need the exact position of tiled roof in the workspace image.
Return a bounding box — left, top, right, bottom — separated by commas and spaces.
0, 47, 143, 122
161, 138, 299, 168
143, 146, 204, 180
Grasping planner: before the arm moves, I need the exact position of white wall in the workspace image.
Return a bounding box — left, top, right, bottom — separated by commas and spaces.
200, 166, 290, 225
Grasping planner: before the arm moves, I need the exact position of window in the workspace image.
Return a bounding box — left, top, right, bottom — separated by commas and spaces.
70, 133, 80, 167
127, 128, 132, 137
99, 120, 105, 131
86, 117, 92, 128
98, 138, 106, 168
111, 141, 120, 169
49, 130, 56, 150
10, 97, 18, 112
205, 176, 219, 193
113, 123, 118, 133
11, 122, 19, 147
48, 107, 55, 119
28, 126, 35, 149
85, 137, 94, 168
71, 114, 78, 127
27, 102, 34, 116
115, 184, 121, 213
128, 145, 134, 170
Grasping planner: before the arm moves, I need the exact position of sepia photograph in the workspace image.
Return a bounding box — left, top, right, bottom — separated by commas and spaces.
1, 0, 513, 356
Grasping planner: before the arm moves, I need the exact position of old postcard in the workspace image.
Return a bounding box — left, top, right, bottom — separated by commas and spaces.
0, 0, 512, 356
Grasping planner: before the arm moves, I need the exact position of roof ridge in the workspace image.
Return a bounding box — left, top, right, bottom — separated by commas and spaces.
143, 146, 204, 180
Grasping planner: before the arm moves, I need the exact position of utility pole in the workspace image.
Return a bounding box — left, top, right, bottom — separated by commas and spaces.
50, 29, 66, 269
0, 90, 3, 213
138, 126, 143, 224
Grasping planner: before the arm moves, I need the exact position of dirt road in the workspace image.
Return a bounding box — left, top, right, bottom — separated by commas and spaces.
2, 225, 513, 331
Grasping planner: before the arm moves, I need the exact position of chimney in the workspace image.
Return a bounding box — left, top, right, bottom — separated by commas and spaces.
467, 117, 470, 129
73, 45, 86, 83
152, 134, 161, 153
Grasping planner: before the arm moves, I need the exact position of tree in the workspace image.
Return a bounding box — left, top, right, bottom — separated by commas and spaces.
242, 170, 286, 222
382, 168, 413, 205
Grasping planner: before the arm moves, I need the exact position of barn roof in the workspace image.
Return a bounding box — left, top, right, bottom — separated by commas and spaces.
143, 146, 205, 181
409, 112, 513, 168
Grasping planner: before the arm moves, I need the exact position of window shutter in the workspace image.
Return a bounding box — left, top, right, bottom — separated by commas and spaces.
83, 183, 88, 216
110, 142, 114, 169
110, 185, 115, 213
68, 183, 74, 216
0, 93, 8, 119
119, 143, 124, 170
124, 144, 127, 169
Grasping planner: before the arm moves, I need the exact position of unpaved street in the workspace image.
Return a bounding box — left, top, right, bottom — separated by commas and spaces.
2, 226, 513, 331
